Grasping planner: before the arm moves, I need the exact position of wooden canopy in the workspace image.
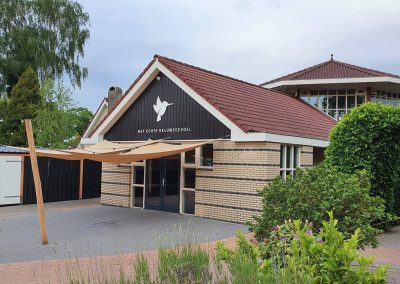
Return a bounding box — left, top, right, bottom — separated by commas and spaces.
12, 139, 208, 164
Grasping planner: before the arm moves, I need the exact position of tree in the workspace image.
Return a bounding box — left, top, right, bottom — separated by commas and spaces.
0, 0, 90, 94
33, 80, 93, 148
325, 103, 400, 216
0, 67, 41, 146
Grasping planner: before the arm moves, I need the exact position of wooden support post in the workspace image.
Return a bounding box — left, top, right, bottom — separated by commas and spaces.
25, 119, 48, 245
79, 159, 84, 199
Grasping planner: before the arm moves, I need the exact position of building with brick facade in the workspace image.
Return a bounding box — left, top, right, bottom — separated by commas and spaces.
81, 55, 337, 224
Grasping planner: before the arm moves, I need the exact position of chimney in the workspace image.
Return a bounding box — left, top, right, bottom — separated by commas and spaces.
107, 86, 123, 112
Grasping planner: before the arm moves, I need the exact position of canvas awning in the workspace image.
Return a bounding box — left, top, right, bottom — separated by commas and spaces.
11, 140, 209, 164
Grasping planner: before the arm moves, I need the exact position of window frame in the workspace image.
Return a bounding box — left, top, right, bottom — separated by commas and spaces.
131, 161, 146, 208
280, 145, 301, 179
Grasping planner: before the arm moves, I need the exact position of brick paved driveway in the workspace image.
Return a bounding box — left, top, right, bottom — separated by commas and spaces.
0, 200, 246, 263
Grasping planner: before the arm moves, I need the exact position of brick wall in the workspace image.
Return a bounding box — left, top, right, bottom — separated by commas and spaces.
195, 141, 313, 224
301, 145, 314, 168
100, 163, 131, 207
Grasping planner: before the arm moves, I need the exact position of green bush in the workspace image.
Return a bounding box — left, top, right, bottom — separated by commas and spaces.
248, 163, 391, 248
158, 245, 211, 284
325, 103, 400, 216
218, 213, 387, 284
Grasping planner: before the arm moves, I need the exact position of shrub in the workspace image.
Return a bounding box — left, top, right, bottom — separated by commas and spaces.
218, 213, 387, 284
158, 245, 211, 284
325, 103, 400, 216
248, 163, 391, 248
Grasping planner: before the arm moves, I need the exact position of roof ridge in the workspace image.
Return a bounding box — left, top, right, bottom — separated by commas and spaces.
154, 54, 275, 93
332, 59, 400, 78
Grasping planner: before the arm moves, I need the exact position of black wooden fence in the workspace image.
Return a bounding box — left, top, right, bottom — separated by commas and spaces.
23, 157, 102, 204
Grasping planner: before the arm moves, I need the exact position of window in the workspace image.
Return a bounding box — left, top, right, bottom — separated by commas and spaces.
371, 90, 400, 106
280, 145, 300, 178
184, 149, 196, 165
300, 89, 367, 120
132, 162, 145, 208
183, 168, 196, 189
200, 144, 213, 167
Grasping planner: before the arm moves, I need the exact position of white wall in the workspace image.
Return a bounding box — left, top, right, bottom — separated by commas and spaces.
0, 156, 21, 205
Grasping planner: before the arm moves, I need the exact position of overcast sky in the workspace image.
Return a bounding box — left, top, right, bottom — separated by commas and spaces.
73, 0, 400, 112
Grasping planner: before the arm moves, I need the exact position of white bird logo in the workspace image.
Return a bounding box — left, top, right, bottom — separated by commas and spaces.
153, 96, 173, 122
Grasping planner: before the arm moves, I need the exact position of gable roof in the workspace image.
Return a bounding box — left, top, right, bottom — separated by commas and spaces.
263, 59, 400, 86
90, 55, 336, 141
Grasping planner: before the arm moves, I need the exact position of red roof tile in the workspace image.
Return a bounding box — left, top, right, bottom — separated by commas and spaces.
263, 59, 400, 85
90, 55, 336, 141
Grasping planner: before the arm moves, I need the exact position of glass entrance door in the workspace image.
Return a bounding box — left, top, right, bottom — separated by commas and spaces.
145, 156, 180, 212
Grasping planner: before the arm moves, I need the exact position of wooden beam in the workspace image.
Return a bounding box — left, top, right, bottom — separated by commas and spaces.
20, 156, 25, 205
25, 119, 48, 245
79, 159, 84, 199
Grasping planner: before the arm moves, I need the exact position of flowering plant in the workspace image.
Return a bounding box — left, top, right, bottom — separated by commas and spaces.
217, 212, 387, 283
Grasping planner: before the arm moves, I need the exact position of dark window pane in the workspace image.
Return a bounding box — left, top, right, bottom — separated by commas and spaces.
328, 110, 337, 119
133, 166, 144, 184
328, 96, 337, 109
338, 96, 346, 109
338, 110, 346, 120
184, 191, 195, 214
357, 95, 365, 106
294, 147, 298, 168
280, 145, 285, 168
319, 90, 327, 95
338, 89, 346, 95
201, 144, 213, 167
328, 90, 337, 95
184, 168, 196, 189
347, 89, 356, 94
286, 146, 292, 168
133, 186, 143, 207
185, 149, 196, 164
347, 96, 356, 108
320, 96, 328, 109
310, 90, 318, 96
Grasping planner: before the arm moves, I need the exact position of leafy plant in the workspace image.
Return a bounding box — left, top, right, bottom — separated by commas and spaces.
248, 163, 392, 248
326, 102, 400, 216
133, 254, 152, 284
219, 213, 387, 284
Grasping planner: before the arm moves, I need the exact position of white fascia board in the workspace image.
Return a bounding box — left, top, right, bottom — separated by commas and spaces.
91, 60, 244, 138
156, 62, 244, 134
263, 76, 400, 89
82, 100, 108, 138
231, 132, 329, 147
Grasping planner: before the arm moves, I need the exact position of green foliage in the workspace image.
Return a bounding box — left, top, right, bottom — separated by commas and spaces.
326, 102, 400, 216
0, 0, 90, 92
132, 254, 152, 284
248, 163, 392, 248
158, 245, 211, 284
33, 79, 93, 148
218, 213, 387, 284
0, 67, 41, 146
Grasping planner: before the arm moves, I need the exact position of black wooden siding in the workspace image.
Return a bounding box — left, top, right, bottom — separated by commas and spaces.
23, 158, 101, 204
105, 73, 230, 141
83, 160, 102, 199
